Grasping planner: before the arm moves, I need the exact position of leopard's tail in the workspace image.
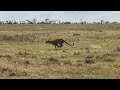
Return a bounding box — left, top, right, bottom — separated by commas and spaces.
64, 41, 74, 46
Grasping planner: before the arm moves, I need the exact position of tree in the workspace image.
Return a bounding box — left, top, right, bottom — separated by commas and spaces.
0, 21, 2, 24
26, 20, 33, 24
6, 21, 8, 24
93, 22, 96, 24
105, 21, 109, 24
84, 21, 86, 24
2, 21, 5, 24
13, 20, 18, 24
101, 20, 104, 24
41, 21, 45, 24
33, 18, 37, 24
112, 21, 118, 24
45, 19, 49, 24
26, 20, 30, 24
59, 21, 60, 24
64, 22, 71, 24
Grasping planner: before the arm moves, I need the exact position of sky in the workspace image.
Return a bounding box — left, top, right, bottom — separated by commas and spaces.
0, 11, 120, 23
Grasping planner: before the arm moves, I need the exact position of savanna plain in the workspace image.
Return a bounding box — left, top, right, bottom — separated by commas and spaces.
0, 24, 120, 79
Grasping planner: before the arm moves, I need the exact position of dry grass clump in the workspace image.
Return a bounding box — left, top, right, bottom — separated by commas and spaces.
61, 60, 72, 66
15, 52, 36, 58
0, 34, 37, 42
84, 55, 95, 64
15, 52, 30, 57
73, 33, 80, 36
47, 57, 61, 65
95, 54, 116, 62
73, 50, 80, 55
0, 54, 12, 60
115, 47, 120, 52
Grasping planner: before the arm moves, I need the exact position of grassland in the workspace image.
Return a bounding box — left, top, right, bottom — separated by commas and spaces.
0, 24, 120, 79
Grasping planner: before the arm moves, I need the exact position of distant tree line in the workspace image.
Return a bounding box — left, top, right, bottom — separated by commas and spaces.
0, 18, 119, 24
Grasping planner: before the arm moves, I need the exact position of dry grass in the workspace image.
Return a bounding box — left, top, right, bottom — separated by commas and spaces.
0, 24, 120, 79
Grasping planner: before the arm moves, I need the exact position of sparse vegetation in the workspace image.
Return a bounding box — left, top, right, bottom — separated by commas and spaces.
0, 24, 120, 79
